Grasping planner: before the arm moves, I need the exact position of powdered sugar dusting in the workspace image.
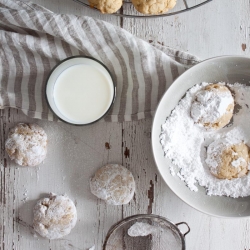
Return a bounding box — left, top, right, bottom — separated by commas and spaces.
90, 164, 135, 205
160, 82, 250, 197
5, 123, 47, 167
128, 222, 158, 237
191, 84, 233, 124
232, 158, 246, 168
33, 193, 77, 239
205, 137, 243, 174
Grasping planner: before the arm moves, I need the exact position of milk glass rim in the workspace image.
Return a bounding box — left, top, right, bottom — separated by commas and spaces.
45, 56, 116, 126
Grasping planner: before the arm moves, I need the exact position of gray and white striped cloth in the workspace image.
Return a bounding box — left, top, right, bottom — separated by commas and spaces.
0, 0, 199, 122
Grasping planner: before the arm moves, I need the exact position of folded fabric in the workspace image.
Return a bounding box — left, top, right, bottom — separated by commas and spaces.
0, 0, 199, 122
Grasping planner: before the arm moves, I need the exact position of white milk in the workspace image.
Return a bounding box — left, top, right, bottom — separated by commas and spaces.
54, 64, 113, 124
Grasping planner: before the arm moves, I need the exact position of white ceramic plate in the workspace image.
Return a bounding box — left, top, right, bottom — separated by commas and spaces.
152, 56, 250, 218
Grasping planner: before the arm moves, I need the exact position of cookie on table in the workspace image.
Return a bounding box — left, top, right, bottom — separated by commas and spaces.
90, 164, 135, 205
206, 138, 250, 180
33, 193, 77, 239
5, 123, 47, 167
88, 0, 123, 14
132, 0, 176, 15
190, 83, 234, 130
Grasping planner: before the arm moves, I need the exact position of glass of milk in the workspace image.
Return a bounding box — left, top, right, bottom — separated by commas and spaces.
46, 56, 116, 125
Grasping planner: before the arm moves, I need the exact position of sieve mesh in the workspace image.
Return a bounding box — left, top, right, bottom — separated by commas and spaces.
103, 215, 188, 250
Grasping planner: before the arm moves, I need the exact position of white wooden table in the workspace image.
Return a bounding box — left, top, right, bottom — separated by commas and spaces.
1, 0, 250, 249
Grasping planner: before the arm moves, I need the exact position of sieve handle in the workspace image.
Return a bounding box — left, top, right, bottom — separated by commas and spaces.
175, 222, 190, 237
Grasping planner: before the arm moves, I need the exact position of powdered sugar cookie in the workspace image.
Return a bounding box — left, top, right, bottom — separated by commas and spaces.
132, 0, 176, 15
206, 138, 250, 180
190, 84, 234, 129
88, 0, 122, 14
33, 193, 77, 239
5, 123, 47, 167
90, 164, 135, 205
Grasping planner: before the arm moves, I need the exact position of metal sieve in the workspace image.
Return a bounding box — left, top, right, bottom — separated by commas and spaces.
103, 214, 190, 250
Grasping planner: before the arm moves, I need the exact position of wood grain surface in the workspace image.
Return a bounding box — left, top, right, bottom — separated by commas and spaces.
1, 0, 250, 249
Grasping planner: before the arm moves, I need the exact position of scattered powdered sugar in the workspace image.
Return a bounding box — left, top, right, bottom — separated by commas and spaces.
127, 221, 180, 249
21, 187, 28, 202
160, 82, 250, 197
128, 222, 158, 237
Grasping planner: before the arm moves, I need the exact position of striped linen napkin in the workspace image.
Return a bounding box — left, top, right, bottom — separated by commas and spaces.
0, 0, 199, 122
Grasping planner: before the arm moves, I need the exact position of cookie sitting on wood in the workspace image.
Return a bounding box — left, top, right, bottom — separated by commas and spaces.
90, 164, 136, 205
5, 123, 47, 167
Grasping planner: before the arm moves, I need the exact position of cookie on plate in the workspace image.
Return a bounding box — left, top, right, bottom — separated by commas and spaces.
190, 84, 234, 130
206, 138, 250, 180
132, 0, 176, 15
